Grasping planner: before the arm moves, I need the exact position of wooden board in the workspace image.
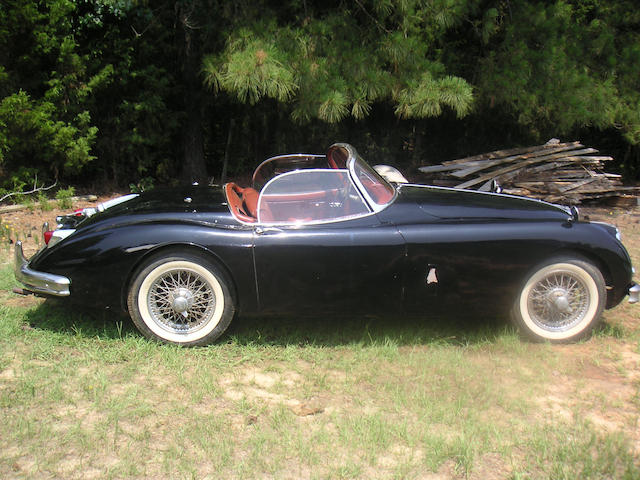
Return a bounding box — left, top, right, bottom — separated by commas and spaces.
417, 140, 635, 205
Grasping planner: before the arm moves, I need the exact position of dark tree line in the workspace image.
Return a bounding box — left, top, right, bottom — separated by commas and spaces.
1, 0, 639, 197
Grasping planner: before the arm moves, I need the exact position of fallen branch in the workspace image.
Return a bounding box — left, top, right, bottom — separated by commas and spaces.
0, 195, 98, 214
0, 177, 58, 204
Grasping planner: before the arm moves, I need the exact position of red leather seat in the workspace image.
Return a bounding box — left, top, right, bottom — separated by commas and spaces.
225, 183, 256, 223
242, 188, 260, 218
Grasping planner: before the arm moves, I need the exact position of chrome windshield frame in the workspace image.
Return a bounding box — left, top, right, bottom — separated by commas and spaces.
335, 144, 397, 213
256, 168, 373, 225
251, 154, 326, 189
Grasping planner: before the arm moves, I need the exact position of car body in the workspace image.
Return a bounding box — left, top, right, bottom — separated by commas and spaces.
15, 143, 639, 345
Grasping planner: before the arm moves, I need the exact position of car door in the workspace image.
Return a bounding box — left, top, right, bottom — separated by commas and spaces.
253, 216, 405, 315
252, 169, 405, 315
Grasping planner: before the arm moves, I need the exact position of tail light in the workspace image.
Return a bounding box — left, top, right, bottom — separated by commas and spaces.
42, 221, 75, 248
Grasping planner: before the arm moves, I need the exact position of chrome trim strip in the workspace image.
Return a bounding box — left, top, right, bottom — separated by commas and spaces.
14, 241, 71, 297
97, 194, 138, 212
47, 228, 76, 248
343, 145, 397, 214
251, 153, 325, 187
629, 283, 639, 304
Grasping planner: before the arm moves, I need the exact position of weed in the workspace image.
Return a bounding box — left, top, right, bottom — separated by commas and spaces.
129, 177, 154, 193
21, 196, 36, 212
55, 187, 75, 209
0, 219, 13, 244
37, 191, 52, 211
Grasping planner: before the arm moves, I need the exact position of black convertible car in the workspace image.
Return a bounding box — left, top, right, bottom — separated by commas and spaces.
14, 143, 639, 346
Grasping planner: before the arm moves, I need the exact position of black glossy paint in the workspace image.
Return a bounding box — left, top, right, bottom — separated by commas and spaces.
28, 182, 634, 318
253, 214, 404, 315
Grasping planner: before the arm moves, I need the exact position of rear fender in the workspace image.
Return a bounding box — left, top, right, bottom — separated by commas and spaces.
120, 243, 239, 313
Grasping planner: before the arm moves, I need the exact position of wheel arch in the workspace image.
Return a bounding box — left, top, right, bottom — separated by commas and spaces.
547, 247, 614, 305
120, 242, 238, 312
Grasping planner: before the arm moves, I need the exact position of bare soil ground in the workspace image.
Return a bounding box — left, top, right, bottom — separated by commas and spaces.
1, 196, 639, 478
1, 194, 120, 257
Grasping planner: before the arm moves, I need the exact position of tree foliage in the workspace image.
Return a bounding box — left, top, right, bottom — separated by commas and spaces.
474, 0, 640, 144
0, 0, 99, 187
202, 1, 474, 124
1, 0, 639, 195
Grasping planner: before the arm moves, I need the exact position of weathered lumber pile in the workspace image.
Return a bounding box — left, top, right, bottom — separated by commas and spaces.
418, 140, 639, 205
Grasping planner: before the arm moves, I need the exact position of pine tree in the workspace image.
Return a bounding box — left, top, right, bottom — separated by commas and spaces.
202, 1, 474, 125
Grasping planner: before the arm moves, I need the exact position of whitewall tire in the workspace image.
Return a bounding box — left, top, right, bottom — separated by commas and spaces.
512, 258, 606, 343
127, 253, 235, 346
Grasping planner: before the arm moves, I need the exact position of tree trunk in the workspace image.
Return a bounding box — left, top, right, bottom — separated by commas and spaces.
220, 118, 234, 185
177, 2, 208, 184
182, 94, 207, 184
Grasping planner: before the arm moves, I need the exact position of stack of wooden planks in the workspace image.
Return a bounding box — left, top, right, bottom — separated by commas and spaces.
418, 140, 639, 205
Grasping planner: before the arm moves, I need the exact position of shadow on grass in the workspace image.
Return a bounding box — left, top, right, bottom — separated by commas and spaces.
228, 310, 519, 348
22, 298, 517, 347
23, 298, 136, 342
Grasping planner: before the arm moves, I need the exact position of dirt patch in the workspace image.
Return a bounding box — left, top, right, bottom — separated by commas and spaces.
1, 193, 123, 257
3, 295, 44, 309
468, 453, 512, 480
538, 341, 640, 454
218, 365, 316, 411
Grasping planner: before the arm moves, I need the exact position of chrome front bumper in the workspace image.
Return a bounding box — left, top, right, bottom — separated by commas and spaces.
14, 241, 70, 296
630, 283, 640, 304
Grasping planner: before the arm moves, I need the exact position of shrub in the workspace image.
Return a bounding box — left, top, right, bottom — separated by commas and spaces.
56, 187, 75, 209
37, 191, 52, 211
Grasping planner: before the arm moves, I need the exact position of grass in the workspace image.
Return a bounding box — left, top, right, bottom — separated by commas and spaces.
1, 213, 639, 479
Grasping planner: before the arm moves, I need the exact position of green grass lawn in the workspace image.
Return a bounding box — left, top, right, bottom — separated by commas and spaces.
1, 214, 639, 479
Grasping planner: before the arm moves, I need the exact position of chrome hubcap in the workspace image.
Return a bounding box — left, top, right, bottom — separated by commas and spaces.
170, 288, 193, 316
550, 288, 572, 314
147, 269, 216, 333
528, 271, 589, 331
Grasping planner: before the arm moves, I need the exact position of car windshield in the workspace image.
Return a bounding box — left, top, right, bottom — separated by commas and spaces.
225, 143, 396, 224
258, 169, 370, 224
348, 150, 396, 209
252, 154, 327, 190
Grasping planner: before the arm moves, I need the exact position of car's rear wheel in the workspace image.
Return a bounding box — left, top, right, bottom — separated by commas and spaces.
512, 257, 606, 343
127, 253, 234, 346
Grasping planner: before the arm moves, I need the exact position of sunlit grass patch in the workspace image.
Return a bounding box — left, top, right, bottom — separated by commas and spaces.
1, 221, 639, 480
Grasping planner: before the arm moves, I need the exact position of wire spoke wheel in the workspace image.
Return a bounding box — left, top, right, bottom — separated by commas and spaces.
527, 271, 590, 332
513, 258, 605, 342
128, 254, 235, 346
147, 268, 217, 334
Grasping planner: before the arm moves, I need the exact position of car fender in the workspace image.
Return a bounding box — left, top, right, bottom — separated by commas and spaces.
30, 221, 257, 314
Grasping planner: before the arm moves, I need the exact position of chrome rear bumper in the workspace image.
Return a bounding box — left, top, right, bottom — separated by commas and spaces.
14, 241, 70, 296
630, 283, 639, 304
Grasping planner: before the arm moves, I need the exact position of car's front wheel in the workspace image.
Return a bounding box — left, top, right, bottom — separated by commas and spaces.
512, 257, 606, 343
127, 253, 235, 346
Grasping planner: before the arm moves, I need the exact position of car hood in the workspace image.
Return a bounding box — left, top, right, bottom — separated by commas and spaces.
397, 184, 571, 222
